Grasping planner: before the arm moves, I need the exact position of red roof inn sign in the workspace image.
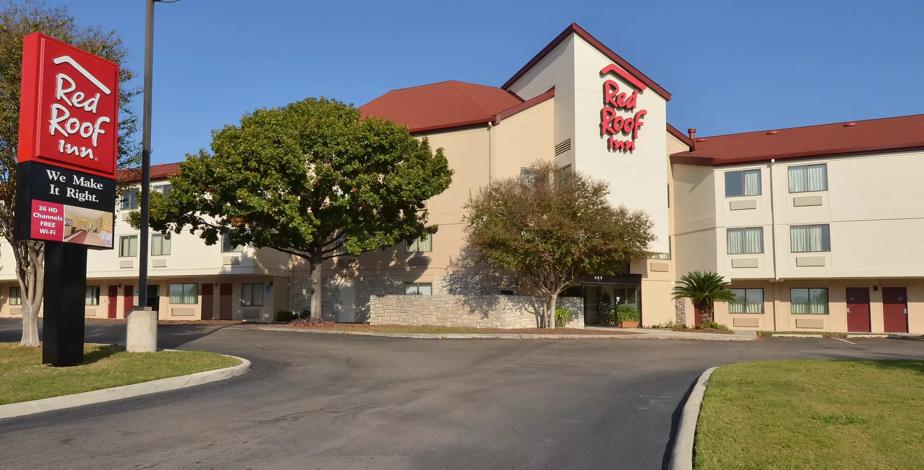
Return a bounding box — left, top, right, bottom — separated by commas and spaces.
15, 33, 118, 249
599, 64, 647, 152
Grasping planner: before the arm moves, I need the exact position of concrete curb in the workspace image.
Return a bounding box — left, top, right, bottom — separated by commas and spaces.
257, 327, 756, 342
0, 352, 250, 421
669, 366, 717, 470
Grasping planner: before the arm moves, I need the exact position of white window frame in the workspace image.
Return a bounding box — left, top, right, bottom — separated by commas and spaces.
169, 283, 198, 305
151, 233, 171, 256
791, 288, 829, 315
241, 283, 264, 307
729, 288, 763, 314
405, 283, 432, 295
9, 286, 22, 306
406, 234, 432, 253
727, 227, 764, 254
724, 169, 762, 197
85, 286, 100, 306
790, 224, 831, 253
119, 235, 138, 257
788, 164, 828, 193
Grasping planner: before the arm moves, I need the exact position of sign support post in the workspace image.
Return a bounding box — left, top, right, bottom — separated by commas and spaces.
41, 243, 88, 366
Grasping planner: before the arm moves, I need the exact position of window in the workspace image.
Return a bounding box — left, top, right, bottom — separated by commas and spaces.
405, 283, 432, 295
241, 283, 264, 306
729, 288, 763, 314
406, 234, 432, 253
519, 167, 539, 183
788, 164, 827, 193
9, 286, 21, 306
725, 169, 761, 197
169, 283, 198, 304
791, 288, 828, 314
222, 233, 243, 253
120, 188, 139, 210
151, 233, 171, 256
85, 286, 100, 306
791, 225, 830, 253
152, 184, 172, 197
119, 235, 138, 257
727, 227, 764, 254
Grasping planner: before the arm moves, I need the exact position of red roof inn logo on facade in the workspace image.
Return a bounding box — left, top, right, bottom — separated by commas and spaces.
18, 32, 119, 179
599, 64, 647, 152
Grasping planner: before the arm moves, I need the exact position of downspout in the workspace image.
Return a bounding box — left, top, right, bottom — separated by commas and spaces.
487, 122, 494, 182
769, 158, 778, 331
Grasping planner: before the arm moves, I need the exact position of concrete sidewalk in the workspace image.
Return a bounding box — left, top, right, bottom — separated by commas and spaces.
258, 325, 758, 341
584, 326, 758, 341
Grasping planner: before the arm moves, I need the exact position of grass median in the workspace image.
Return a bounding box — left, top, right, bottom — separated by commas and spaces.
695, 359, 924, 469
0, 343, 240, 405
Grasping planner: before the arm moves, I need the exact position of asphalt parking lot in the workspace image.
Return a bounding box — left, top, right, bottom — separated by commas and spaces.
1, 319, 922, 470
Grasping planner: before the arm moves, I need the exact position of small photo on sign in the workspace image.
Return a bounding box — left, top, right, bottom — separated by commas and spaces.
62, 205, 113, 248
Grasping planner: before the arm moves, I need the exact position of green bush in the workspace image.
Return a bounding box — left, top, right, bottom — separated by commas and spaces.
615, 305, 640, 323
555, 307, 575, 327
275, 310, 297, 322
698, 320, 729, 332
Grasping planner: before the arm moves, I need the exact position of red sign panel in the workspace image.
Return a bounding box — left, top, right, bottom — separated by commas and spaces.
30, 199, 65, 241
18, 32, 119, 179
599, 64, 647, 153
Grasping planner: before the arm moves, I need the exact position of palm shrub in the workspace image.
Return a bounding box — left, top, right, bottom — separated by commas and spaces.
672, 271, 735, 324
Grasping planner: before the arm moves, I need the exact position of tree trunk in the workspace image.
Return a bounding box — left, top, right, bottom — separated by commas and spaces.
15, 241, 45, 347
546, 292, 558, 329
309, 261, 322, 321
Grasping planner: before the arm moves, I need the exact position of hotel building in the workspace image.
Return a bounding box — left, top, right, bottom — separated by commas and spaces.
1, 23, 922, 334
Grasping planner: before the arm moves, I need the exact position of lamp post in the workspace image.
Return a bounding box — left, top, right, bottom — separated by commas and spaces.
128, 0, 176, 352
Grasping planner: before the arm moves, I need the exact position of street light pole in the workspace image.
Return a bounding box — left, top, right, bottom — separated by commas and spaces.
138, 0, 155, 310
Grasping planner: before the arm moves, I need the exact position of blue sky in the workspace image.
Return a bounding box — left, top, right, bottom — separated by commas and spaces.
44, 0, 924, 165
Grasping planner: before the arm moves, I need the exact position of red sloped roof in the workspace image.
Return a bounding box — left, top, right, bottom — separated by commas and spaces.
671, 114, 924, 166
118, 162, 181, 183
503, 23, 671, 101
359, 80, 523, 134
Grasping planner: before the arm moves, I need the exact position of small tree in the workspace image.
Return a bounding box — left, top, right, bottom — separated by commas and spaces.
671, 271, 735, 325
464, 162, 654, 328
140, 98, 452, 320
0, 2, 138, 346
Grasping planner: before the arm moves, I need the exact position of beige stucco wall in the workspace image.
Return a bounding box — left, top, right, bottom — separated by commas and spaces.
712, 279, 923, 334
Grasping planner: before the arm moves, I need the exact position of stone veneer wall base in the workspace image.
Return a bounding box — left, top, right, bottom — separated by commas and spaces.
369, 294, 584, 329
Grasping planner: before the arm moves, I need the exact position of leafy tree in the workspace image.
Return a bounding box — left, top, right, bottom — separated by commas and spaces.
0, 2, 138, 346
140, 98, 452, 320
464, 162, 654, 328
671, 271, 735, 325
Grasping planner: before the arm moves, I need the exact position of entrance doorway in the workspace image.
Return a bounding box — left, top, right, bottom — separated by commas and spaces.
123, 285, 134, 318
581, 283, 640, 325
107, 286, 118, 319
146, 285, 160, 313
201, 284, 214, 320
846, 288, 871, 333
219, 283, 233, 320
882, 287, 909, 333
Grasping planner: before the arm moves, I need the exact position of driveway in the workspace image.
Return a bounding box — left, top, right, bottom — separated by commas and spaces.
1, 319, 922, 469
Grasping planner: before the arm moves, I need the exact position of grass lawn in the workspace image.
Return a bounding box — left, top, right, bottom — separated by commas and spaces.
695, 359, 924, 469
0, 343, 239, 405
285, 322, 633, 335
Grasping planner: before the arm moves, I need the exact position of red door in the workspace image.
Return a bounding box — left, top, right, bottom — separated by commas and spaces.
846, 288, 870, 333
107, 286, 118, 319
694, 305, 704, 327
123, 285, 134, 319
201, 284, 214, 320
882, 287, 909, 333
219, 283, 232, 320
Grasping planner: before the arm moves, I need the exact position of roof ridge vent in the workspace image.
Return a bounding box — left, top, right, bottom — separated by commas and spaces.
766, 130, 780, 135
843, 122, 857, 127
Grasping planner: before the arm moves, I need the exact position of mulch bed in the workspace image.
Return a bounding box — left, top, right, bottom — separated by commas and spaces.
284, 321, 635, 335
